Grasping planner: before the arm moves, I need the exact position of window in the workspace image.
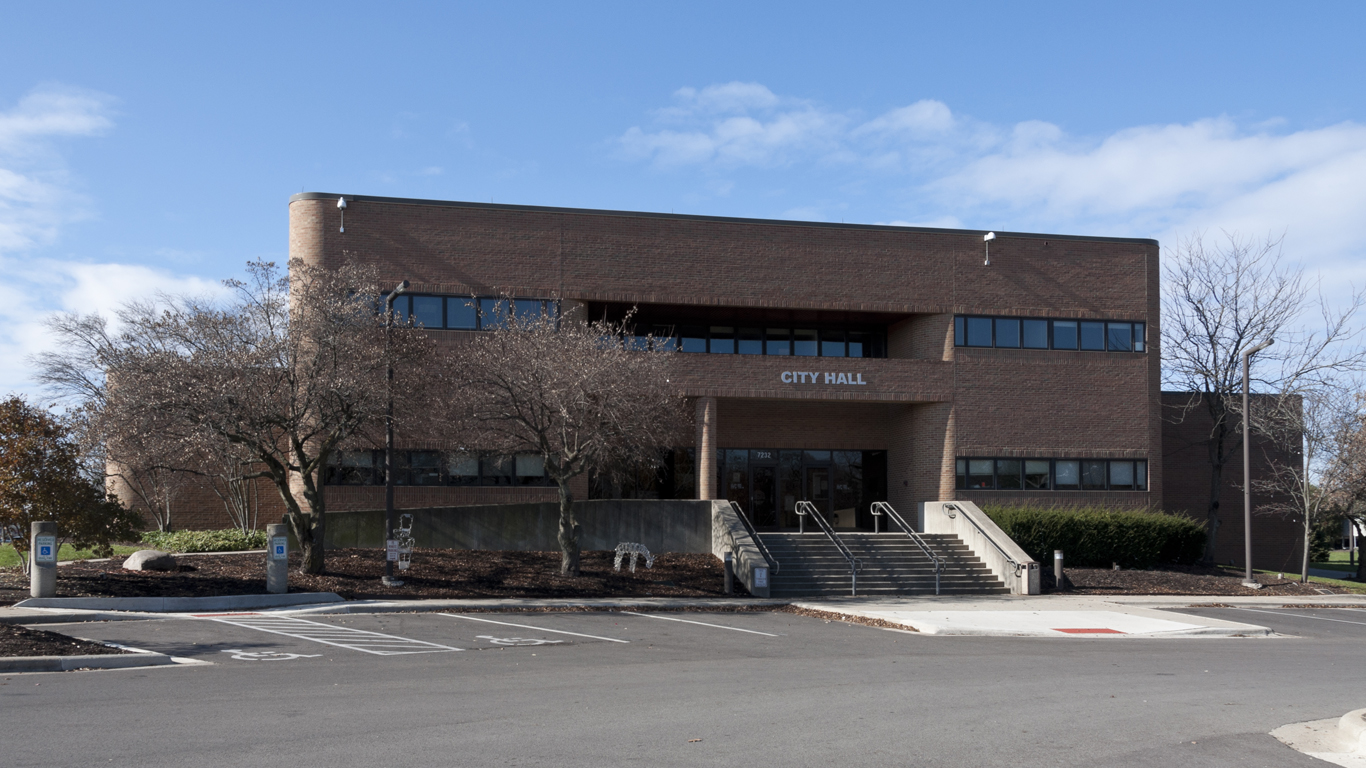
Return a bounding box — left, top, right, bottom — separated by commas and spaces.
996, 459, 1022, 489
447, 453, 479, 486
1109, 460, 1135, 490
1024, 460, 1050, 490
1052, 320, 1078, 349
482, 455, 514, 486
966, 317, 993, 347
847, 331, 869, 358
411, 296, 443, 329
406, 450, 442, 486
447, 298, 477, 329
1081, 460, 1107, 490
967, 459, 994, 489
954, 316, 965, 346
1134, 322, 1146, 353
480, 298, 510, 329
329, 450, 376, 486
820, 329, 846, 357
680, 326, 707, 353
709, 326, 735, 354
1107, 322, 1133, 352
738, 328, 763, 355
793, 329, 818, 356
1080, 321, 1105, 350
1136, 460, 1148, 490
994, 318, 1020, 348
515, 454, 546, 485
1054, 460, 1080, 490
766, 328, 791, 356
956, 459, 967, 490
1022, 319, 1048, 349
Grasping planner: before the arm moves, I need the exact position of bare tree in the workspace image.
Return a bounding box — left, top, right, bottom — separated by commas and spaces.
1163, 231, 1366, 562
447, 305, 686, 576
36, 259, 437, 574
1327, 392, 1366, 581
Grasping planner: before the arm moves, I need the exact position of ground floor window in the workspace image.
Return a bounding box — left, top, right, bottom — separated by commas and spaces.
325, 450, 554, 487
956, 457, 1147, 492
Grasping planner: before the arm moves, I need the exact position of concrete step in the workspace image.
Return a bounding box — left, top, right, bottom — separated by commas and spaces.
753, 529, 1008, 596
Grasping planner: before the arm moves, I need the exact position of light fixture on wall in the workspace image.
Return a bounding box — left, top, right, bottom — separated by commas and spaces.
983, 232, 996, 265
337, 196, 347, 233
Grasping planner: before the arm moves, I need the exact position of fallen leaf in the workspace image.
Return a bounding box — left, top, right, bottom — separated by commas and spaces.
688, 739, 702, 743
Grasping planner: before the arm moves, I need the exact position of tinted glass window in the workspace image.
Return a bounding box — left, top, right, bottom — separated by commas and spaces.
392, 295, 411, 323
1022, 319, 1048, 349
803, 450, 831, 463
766, 328, 791, 356
847, 331, 868, 358
447, 453, 478, 486
411, 296, 443, 329
515, 454, 545, 485
511, 299, 543, 324
1054, 460, 1080, 490
820, 329, 846, 357
967, 459, 994, 489
1080, 322, 1105, 350
1052, 320, 1078, 349
995, 318, 1021, 348
738, 328, 763, 355
794, 329, 818, 357
482, 455, 514, 486
1136, 460, 1148, 490
1107, 322, 1133, 352
996, 459, 1022, 489
447, 298, 477, 329
1109, 460, 1134, 490
680, 326, 707, 353
954, 316, 965, 346
709, 326, 735, 354
1134, 322, 1146, 352
408, 450, 442, 485
479, 298, 509, 328
1081, 460, 1107, 489
966, 317, 993, 347
1024, 460, 1050, 489
956, 459, 967, 490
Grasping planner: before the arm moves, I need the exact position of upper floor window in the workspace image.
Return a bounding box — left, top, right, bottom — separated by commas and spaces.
389, 293, 557, 330
666, 324, 885, 358
955, 315, 1145, 353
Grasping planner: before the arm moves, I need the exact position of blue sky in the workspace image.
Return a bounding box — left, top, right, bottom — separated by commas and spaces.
3, 2, 1365, 396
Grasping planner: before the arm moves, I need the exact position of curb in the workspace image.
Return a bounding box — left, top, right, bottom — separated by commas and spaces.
285, 597, 790, 615
11, 592, 344, 613
0, 651, 177, 673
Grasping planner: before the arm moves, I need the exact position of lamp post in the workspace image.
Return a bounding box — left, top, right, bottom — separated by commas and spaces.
1241, 337, 1274, 588
383, 280, 410, 588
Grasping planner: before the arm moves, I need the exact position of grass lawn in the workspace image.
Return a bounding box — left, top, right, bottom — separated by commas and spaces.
0, 543, 142, 569
1254, 567, 1366, 593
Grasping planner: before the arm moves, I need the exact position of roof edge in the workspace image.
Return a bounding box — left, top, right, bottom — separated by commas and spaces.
289, 192, 1160, 246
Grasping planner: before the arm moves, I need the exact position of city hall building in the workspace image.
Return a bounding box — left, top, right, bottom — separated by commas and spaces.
290, 194, 1174, 531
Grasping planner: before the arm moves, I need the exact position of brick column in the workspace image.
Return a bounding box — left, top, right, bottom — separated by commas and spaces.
695, 396, 717, 499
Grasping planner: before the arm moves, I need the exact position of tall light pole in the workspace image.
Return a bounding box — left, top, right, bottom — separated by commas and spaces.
383, 280, 410, 588
1241, 337, 1274, 588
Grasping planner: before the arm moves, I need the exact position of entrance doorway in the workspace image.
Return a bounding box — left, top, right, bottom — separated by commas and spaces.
721, 449, 886, 531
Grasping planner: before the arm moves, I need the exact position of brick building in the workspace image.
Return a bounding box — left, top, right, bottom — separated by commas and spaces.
163, 192, 1301, 567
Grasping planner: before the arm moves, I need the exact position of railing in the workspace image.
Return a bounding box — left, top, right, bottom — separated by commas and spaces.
870, 502, 943, 595
941, 503, 1025, 578
728, 501, 779, 575
795, 501, 862, 596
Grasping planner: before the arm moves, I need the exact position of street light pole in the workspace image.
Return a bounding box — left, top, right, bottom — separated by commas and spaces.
1241, 337, 1274, 589
383, 280, 410, 588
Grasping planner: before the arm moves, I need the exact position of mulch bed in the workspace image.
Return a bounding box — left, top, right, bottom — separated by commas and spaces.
0, 623, 125, 658
0, 548, 736, 606
1046, 564, 1354, 596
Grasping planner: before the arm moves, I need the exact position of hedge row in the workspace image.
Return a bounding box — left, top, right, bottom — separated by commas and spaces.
140, 528, 269, 553
981, 505, 1206, 569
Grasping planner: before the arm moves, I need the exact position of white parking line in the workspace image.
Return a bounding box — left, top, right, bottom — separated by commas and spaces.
439, 614, 630, 643
194, 613, 462, 656
1229, 607, 1366, 627
619, 611, 779, 637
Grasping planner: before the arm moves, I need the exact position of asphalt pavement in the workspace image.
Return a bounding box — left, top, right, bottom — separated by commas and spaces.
3, 606, 1364, 767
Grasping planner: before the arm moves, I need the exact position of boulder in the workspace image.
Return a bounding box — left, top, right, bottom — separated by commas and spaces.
123, 549, 178, 571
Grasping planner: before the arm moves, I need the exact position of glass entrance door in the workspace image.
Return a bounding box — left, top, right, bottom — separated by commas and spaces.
750, 465, 777, 527
804, 466, 831, 523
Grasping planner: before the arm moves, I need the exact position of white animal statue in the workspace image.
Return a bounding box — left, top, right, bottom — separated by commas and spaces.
613, 542, 656, 573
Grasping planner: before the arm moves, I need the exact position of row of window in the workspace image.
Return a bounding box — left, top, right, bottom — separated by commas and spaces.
664, 326, 886, 358
955, 458, 1149, 491
954, 316, 1146, 353
326, 450, 553, 487
391, 294, 557, 330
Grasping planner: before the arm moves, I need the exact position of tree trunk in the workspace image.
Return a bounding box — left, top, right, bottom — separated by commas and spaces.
1354, 519, 1365, 583
1203, 459, 1223, 564
1301, 519, 1311, 584
556, 479, 580, 577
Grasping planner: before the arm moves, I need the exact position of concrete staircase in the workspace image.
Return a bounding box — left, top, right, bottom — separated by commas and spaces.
756, 531, 1009, 597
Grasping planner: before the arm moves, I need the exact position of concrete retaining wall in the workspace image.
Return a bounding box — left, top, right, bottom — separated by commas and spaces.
924, 500, 1041, 595
324, 500, 714, 555
709, 501, 771, 598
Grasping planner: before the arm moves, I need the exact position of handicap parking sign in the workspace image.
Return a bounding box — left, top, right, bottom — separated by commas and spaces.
271, 536, 288, 561
34, 534, 57, 563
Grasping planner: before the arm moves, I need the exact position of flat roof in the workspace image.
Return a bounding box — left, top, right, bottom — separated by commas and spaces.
289, 192, 1159, 246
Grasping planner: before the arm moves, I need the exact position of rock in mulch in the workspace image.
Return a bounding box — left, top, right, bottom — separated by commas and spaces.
122, 550, 178, 572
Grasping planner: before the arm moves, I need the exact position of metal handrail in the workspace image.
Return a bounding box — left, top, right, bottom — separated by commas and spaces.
870, 502, 943, 595
728, 501, 779, 575
795, 501, 862, 596
941, 502, 1025, 576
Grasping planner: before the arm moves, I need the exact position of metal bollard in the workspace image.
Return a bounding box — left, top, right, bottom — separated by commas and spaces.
266, 524, 288, 594
724, 552, 734, 595
30, 522, 57, 598
1054, 550, 1064, 592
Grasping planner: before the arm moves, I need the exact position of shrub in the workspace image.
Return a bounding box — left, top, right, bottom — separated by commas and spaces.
140, 528, 268, 553
981, 505, 1207, 569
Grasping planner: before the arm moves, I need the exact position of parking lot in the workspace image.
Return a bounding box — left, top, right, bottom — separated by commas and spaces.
4, 606, 1364, 767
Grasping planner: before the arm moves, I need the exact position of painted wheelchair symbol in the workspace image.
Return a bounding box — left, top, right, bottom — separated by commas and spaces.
475, 635, 564, 647
221, 649, 323, 661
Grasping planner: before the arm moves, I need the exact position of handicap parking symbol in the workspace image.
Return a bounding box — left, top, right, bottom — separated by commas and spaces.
222, 649, 322, 661
476, 635, 564, 647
